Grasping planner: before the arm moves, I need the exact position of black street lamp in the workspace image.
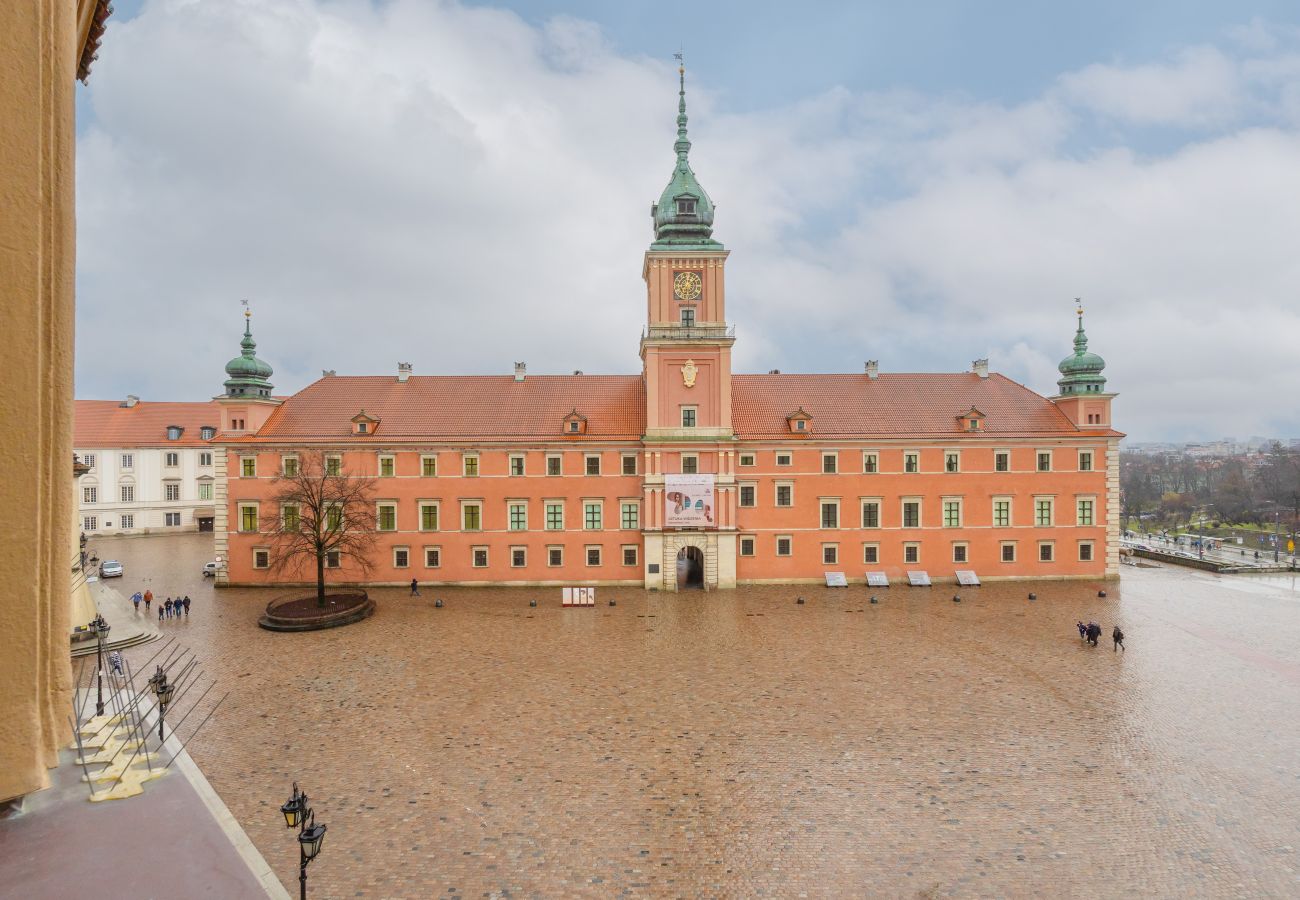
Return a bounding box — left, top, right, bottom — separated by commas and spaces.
91, 615, 109, 716
149, 665, 174, 742
280, 782, 327, 900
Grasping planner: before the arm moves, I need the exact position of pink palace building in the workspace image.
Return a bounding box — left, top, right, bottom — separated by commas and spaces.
216, 71, 1121, 590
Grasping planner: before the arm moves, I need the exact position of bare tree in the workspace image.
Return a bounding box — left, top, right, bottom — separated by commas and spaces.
264, 450, 378, 606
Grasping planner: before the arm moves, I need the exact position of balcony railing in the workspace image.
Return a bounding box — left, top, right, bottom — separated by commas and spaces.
641, 324, 736, 341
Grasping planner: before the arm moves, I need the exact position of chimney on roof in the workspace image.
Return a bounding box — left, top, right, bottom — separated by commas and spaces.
121, 394, 139, 408
397, 362, 412, 383
768, 368, 780, 375
322, 369, 335, 378
573, 370, 583, 376
972, 358, 989, 379
514, 361, 526, 382
864, 360, 879, 380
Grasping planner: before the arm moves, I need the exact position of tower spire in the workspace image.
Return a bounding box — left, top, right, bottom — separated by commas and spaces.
675, 57, 691, 169
651, 54, 720, 249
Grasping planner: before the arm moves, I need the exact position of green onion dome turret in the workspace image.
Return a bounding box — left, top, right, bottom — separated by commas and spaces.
1057, 306, 1107, 395
223, 310, 275, 399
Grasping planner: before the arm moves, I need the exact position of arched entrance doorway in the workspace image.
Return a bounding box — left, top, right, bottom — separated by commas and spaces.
676, 546, 704, 589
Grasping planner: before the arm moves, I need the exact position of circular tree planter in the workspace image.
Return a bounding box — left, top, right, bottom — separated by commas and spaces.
258, 590, 374, 632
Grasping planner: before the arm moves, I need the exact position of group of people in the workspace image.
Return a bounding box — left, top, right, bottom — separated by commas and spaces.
1077, 620, 1124, 651
130, 590, 192, 621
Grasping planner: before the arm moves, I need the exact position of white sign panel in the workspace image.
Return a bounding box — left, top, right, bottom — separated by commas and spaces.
664, 474, 716, 528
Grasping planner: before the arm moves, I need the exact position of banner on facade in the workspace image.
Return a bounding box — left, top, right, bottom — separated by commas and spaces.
664, 474, 716, 528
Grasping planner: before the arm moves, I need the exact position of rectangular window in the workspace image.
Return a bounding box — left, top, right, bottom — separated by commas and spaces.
165, 452, 179, 467
904, 543, 919, 564
325, 506, 342, 531
420, 503, 439, 531
622, 454, 638, 476
1035, 498, 1054, 527
545, 502, 564, 530
862, 452, 878, 473
776, 452, 792, 467
585, 455, 601, 476
775, 484, 793, 507
421, 455, 438, 477
943, 499, 961, 528
822, 544, 838, 565
586, 546, 602, 566
511, 547, 527, 568
681, 454, 698, 474
1078, 450, 1094, 472
621, 502, 639, 530
739, 453, 755, 467
165, 512, 181, 526
995, 451, 1010, 472
953, 543, 968, 563
739, 537, 755, 557
509, 455, 525, 476
1037, 451, 1052, 472
944, 452, 959, 473
164, 483, 181, 502
861, 500, 880, 528
199, 451, 213, 467
546, 455, 562, 476
622, 545, 638, 566
902, 500, 920, 528
377, 504, 396, 531
325, 455, 341, 476
993, 499, 1011, 528
378, 456, 395, 477
1077, 498, 1095, 526
548, 546, 563, 567
822, 452, 838, 474
253, 549, 270, 569
239, 505, 259, 532
120, 514, 134, 529
1039, 542, 1055, 562
83, 454, 96, 469
241, 457, 256, 477
463, 455, 479, 477
680, 307, 695, 327
584, 502, 602, 530
83, 486, 97, 504
863, 543, 879, 564
1079, 541, 1094, 562
462, 503, 482, 531
393, 547, 409, 569
472, 547, 488, 568
424, 547, 441, 568
776, 535, 792, 557
195, 482, 210, 501
326, 550, 341, 568
903, 452, 919, 473
509, 502, 527, 531
279, 505, 300, 531
121, 454, 134, 469
820, 500, 839, 529
739, 484, 756, 508
681, 407, 697, 428
83, 516, 97, 531
121, 485, 135, 502
282, 456, 298, 476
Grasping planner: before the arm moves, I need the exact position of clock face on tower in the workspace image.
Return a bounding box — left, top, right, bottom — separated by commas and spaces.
673, 271, 703, 301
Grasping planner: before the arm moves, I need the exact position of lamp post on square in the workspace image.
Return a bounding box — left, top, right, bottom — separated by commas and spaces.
280, 782, 327, 900
148, 665, 174, 742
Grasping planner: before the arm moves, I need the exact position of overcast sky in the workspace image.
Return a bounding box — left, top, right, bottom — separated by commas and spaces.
75, 1, 1300, 443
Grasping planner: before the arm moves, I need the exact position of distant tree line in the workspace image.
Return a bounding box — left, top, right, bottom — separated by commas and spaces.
1121, 442, 1300, 533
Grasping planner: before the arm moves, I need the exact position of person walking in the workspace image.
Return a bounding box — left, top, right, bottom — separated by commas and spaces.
143, 590, 153, 613
182, 595, 191, 617
1076, 621, 1087, 641
158, 603, 165, 622
164, 598, 173, 619
410, 578, 420, 597
132, 592, 141, 614
1087, 622, 1101, 646
108, 650, 123, 676
1112, 625, 1125, 652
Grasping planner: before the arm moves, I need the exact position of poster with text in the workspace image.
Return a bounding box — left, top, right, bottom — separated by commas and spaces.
664, 474, 716, 528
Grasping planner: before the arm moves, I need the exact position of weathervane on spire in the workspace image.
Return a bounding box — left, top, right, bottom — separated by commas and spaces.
1074, 296, 1083, 318
241, 297, 251, 320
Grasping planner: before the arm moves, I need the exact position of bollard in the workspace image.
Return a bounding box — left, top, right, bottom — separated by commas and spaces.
952, 595, 961, 603
1028, 592, 1036, 600
869, 595, 878, 604
529, 599, 537, 608
1098, 590, 1107, 598
796, 597, 805, 605
434, 599, 444, 608
609, 599, 617, 607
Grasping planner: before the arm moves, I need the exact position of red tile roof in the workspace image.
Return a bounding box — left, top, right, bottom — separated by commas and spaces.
252, 376, 647, 442
74, 400, 222, 448
731, 373, 1088, 439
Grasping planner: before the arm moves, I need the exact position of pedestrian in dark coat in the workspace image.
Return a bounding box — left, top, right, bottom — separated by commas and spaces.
1112, 625, 1125, 652
164, 598, 173, 619
1077, 621, 1087, 641
183, 596, 191, 616
410, 578, 420, 597
1086, 622, 1101, 646
158, 604, 164, 622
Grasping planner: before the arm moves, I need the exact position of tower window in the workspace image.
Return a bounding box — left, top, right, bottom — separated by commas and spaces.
680, 308, 696, 327
676, 198, 697, 216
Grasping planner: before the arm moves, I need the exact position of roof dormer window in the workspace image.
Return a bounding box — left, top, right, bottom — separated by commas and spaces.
200, 426, 216, 440
676, 197, 696, 216
350, 410, 378, 436
562, 409, 588, 436
166, 425, 183, 441
785, 408, 813, 435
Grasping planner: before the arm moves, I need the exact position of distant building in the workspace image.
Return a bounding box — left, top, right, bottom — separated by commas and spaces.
217, 69, 1121, 589
74, 397, 222, 534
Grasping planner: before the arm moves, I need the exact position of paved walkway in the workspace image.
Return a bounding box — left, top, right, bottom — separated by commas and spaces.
72, 577, 161, 657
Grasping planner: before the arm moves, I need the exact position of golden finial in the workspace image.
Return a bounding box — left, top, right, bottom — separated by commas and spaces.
1074, 297, 1083, 318
241, 297, 251, 319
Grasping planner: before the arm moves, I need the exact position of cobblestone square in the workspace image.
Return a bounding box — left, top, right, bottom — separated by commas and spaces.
102, 534, 1299, 897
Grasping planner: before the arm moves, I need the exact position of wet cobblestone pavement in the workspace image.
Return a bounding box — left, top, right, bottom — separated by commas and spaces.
101, 535, 1300, 898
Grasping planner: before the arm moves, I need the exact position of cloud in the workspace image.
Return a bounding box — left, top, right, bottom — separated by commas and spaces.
76, 2, 1300, 442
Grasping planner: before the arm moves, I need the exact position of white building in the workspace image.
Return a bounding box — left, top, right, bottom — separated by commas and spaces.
74, 397, 222, 535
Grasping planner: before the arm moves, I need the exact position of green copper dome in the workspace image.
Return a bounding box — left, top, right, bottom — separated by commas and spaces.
651, 66, 721, 250
1057, 309, 1106, 395
223, 312, 275, 398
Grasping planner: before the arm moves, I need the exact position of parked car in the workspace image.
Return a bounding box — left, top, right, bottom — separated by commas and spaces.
202, 561, 221, 577
99, 560, 123, 578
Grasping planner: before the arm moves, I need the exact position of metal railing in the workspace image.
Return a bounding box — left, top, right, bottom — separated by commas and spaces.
641, 324, 736, 341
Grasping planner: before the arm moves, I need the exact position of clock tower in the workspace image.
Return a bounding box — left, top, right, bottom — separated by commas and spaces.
640, 64, 734, 441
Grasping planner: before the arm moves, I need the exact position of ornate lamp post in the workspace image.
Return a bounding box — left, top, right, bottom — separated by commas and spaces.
91, 615, 109, 716
149, 665, 174, 742
280, 782, 327, 900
